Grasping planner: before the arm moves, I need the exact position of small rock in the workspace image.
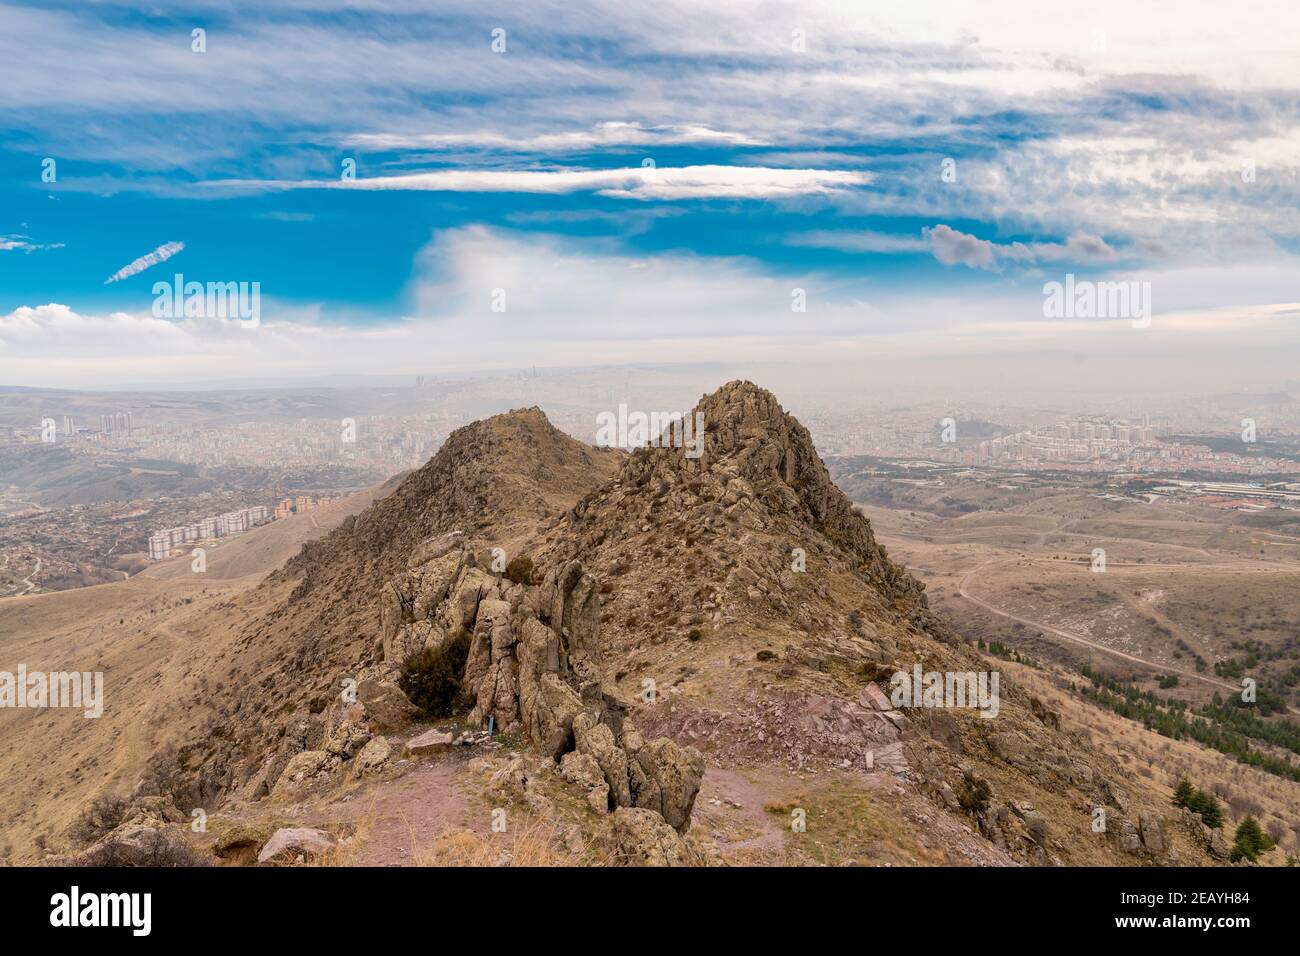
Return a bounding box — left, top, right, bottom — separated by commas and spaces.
404, 728, 455, 757
257, 827, 336, 864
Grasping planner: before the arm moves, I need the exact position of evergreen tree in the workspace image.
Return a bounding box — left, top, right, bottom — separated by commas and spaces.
1230, 816, 1271, 863
1172, 777, 1196, 809
1187, 789, 1224, 829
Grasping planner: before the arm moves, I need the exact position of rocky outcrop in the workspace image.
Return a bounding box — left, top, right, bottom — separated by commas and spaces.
623, 731, 705, 831
271, 750, 340, 799
611, 808, 714, 867
379, 527, 705, 840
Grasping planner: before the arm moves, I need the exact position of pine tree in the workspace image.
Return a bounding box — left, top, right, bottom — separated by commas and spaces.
1172, 777, 1196, 809
1187, 789, 1224, 829
1231, 816, 1269, 863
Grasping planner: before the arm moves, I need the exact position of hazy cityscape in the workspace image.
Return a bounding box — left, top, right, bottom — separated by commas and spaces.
3, 371, 1298, 599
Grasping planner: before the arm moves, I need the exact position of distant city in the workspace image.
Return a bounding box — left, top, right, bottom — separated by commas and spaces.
2, 377, 1298, 597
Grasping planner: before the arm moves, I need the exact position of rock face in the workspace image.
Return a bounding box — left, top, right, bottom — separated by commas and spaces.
376, 522, 705, 839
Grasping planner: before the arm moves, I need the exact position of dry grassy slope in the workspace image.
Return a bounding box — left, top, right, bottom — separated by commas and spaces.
0, 478, 392, 862
148, 408, 622, 812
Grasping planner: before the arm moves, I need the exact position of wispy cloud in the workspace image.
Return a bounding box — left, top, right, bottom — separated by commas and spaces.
923, 225, 1119, 272
213, 166, 871, 201
0, 234, 63, 253
103, 241, 184, 284
787, 230, 930, 254
790, 226, 1119, 270
344, 122, 767, 152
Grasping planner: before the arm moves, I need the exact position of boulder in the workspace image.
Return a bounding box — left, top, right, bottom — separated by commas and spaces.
860, 683, 893, 711
1138, 813, 1166, 854
611, 808, 702, 867
1206, 826, 1230, 860
354, 735, 392, 776
212, 824, 269, 861
404, 728, 455, 756
573, 713, 631, 808
356, 677, 420, 733
406, 531, 464, 569
271, 750, 340, 798
561, 751, 611, 814
487, 759, 530, 802
324, 720, 372, 759
624, 733, 705, 833
256, 827, 337, 864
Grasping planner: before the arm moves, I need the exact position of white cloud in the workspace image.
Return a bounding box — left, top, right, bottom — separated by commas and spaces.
344, 122, 767, 152
0, 235, 63, 253
215, 165, 872, 201
103, 241, 185, 284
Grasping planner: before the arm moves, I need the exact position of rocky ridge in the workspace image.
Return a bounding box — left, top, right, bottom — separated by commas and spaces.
68, 381, 1216, 867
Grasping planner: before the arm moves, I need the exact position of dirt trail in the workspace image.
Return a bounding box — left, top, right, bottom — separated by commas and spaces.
318, 761, 472, 866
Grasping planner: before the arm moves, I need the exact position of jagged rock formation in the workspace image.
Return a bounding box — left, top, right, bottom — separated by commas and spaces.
383, 530, 705, 836
127, 408, 620, 816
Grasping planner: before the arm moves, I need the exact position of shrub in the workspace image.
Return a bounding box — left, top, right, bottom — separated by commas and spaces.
504, 556, 534, 585
74, 829, 209, 868
400, 629, 472, 717
756, 650, 777, 662
958, 777, 991, 814
687, 628, 702, 642
68, 795, 129, 848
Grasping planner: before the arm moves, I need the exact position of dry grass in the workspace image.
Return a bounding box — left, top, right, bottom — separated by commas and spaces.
411, 813, 611, 867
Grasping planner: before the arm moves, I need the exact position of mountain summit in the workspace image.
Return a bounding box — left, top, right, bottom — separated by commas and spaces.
59, 381, 1210, 867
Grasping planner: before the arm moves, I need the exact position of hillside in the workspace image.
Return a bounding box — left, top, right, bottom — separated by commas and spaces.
10, 385, 1233, 866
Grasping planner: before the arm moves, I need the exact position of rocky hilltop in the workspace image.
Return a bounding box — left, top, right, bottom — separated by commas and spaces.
65, 382, 1215, 867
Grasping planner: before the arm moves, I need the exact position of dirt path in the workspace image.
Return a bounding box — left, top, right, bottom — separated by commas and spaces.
694, 767, 787, 859
319, 760, 472, 866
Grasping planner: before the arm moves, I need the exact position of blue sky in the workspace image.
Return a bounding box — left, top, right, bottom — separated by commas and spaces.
0, 0, 1297, 387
